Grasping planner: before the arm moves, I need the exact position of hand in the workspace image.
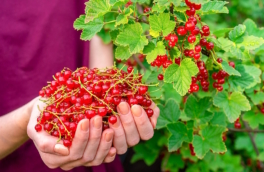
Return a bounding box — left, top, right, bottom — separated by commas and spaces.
109, 101, 160, 154
27, 99, 116, 170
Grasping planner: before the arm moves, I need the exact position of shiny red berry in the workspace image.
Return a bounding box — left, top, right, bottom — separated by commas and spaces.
158, 74, 164, 80
108, 115, 117, 124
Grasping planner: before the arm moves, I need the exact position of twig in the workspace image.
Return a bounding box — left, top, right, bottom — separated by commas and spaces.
228, 128, 264, 133
132, 55, 146, 72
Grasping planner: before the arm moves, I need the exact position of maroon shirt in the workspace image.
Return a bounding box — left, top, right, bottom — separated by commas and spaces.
0, 0, 123, 172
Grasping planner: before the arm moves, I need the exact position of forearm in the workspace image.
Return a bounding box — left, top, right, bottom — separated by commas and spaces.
0, 98, 37, 159
89, 35, 114, 69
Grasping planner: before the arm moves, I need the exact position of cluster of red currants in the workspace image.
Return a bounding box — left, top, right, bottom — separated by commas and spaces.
36, 67, 153, 147
189, 61, 210, 93
125, 0, 133, 8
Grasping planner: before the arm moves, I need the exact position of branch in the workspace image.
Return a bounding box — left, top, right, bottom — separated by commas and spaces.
132, 55, 146, 72
241, 119, 264, 172
228, 128, 264, 133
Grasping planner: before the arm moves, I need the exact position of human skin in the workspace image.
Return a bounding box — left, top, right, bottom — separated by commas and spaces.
0, 36, 160, 170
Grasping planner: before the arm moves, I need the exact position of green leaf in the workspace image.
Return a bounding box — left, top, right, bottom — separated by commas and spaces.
246, 92, 264, 105
259, 152, 264, 161
167, 122, 193, 152
221, 61, 241, 76
236, 35, 264, 50
213, 91, 251, 122
143, 41, 156, 54
146, 41, 166, 63
115, 8, 133, 27
110, 29, 120, 41
190, 0, 209, 4
164, 59, 199, 96
213, 28, 233, 37
199, 1, 229, 15
152, 4, 167, 13
228, 65, 256, 91
157, 99, 181, 129
74, 15, 104, 41
243, 111, 264, 129
164, 154, 185, 171
132, 132, 163, 165
149, 13, 176, 37
185, 96, 213, 125
229, 24, 246, 41
215, 37, 235, 52
193, 125, 226, 159
116, 23, 148, 54
169, 47, 181, 59
85, 0, 111, 23
209, 112, 227, 127
154, 0, 181, 6
243, 18, 264, 39
115, 46, 131, 60
97, 29, 111, 44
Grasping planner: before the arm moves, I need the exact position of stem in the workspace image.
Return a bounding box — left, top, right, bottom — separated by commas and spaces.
228, 128, 264, 133
104, 20, 116, 24
132, 55, 146, 72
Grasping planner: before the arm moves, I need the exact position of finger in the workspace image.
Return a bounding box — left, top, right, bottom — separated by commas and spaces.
85, 129, 114, 166
67, 119, 90, 161
131, 105, 154, 140
103, 147, 117, 163
58, 116, 102, 169
82, 116, 102, 162
117, 102, 140, 147
149, 102, 160, 129
109, 116, 128, 154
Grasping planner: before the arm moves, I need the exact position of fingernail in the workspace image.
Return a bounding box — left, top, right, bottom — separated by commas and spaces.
93, 116, 102, 129
131, 105, 142, 117
105, 132, 113, 142
54, 144, 69, 156
117, 102, 129, 115
81, 119, 89, 132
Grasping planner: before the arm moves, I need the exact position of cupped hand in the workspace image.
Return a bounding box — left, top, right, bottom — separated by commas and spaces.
109, 101, 160, 154
27, 99, 116, 170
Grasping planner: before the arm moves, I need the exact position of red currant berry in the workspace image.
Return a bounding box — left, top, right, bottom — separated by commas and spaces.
98, 108, 107, 117
193, 53, 201, 60
184, 49, 189, 57
200, 38, 207, 46
127, 66, 133, 73
63, 139, 72, 147
217, 78, 225, 84
260, 108, 264, 114
217, 58, 223, 63
109, 115, 117, 124
188, 35, 196, 43
158, 74, 164, 80
195, 45, 202, 53
217, 86, 223, 92
146, 108, 154, 117
169, 34, 178, 43
39, 90, 45, 97
202, 25, 210, 33
35, 124, 42, 132
138, 86, 148, 95
234, 122, 241, 129
229, 61, 235, 68
192, 77, 197, 83
177, 26, 187, 36
186, 7, 196, 16
168, 41, 176, 47
175, 58, 181, 65
206, 42, 214, 50
193, 3, 201, 10
185, 21, 195, 31
188, 50, 194, 57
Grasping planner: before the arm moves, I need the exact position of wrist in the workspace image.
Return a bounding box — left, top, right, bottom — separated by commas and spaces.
14, 97, 38, 136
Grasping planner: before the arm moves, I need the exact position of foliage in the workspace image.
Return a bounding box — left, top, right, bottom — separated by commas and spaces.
74, 0, 264, 171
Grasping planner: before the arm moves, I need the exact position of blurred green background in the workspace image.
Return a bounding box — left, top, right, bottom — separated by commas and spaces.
203, 0, 264, 30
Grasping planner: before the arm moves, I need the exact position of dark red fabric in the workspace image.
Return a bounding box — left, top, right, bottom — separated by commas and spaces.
0, 0, 123, 171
